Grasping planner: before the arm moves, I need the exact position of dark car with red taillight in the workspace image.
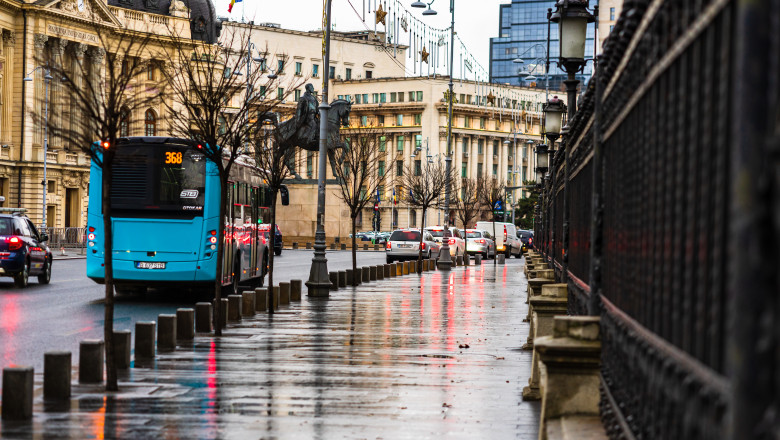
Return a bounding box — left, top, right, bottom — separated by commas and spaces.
0, 210, 52, 287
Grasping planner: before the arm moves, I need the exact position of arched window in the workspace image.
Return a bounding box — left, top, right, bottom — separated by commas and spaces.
120, 109, 130, 137
410, 209, 417, 227
144, 109, 156, 136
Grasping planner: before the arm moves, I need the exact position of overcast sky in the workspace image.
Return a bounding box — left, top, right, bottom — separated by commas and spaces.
214, 0, 509, 76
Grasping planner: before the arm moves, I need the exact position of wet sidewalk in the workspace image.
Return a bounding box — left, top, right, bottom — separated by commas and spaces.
1, 259, 538, 439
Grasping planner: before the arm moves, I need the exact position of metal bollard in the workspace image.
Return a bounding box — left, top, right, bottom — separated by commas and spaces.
475, 254, 482, 264
44, 351, 71, 400
341, 243, 347, 250
227, 295, 242, 322
290, 280, 302, 301
456, 255, 463, 266
330, 243, 336, 250
79, 339, 104, 383
362, 266, 370, 282
292, 242, 298, 249
255, 288, 268, 312
383, 264, 391, 278
176, 309, 195, 341
135, 322, 156, 360
338, 271, 347, 287
306, 242, 312, 249
497, 254, 506, 264
114, 330, 132, 369
242, 291, 255, 317
363, 244, 368, 251
346, 268, 354, 286
403, 261, 410, 275
396, 262, 403, 276
329, 272, 339, 290
376, 265, 384, 280
219, 298, 229, 328
369, 266, 377, 281
279, 282, 291, 305
2, 367, 33, 420
464, 254, 471, 266
157, 314, 177, 352
195, 302, 212, 333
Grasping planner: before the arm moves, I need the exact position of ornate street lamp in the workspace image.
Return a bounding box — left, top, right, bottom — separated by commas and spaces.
541, 95, 565, 268
550, 0, 596, 112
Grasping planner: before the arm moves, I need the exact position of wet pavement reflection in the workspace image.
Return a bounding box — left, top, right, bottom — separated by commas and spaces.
1, 259, 538, 439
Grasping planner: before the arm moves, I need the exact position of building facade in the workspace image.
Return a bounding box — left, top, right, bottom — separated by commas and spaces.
488, 0, 596, 90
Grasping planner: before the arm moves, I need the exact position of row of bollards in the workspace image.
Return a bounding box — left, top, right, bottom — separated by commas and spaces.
1, 279, 307, 421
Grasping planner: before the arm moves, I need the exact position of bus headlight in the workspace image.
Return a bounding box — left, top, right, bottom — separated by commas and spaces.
89, 242, 95, 247
210, 244, 216, 250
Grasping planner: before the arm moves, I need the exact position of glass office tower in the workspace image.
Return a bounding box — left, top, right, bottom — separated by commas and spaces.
489, 0, 595, 90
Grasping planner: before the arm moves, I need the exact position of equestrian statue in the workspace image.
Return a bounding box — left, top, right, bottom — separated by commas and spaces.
266, 83, 351, 178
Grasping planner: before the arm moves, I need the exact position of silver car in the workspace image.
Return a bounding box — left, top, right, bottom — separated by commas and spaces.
465, 229, 496, 259
385, 229, 441, 263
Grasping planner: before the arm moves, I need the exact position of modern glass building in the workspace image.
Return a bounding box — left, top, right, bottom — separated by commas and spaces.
489, 0, 596, 91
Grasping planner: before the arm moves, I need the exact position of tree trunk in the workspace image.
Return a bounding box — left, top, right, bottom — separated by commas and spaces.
267, 190, 278, 314
351, 216, 357, 286
214, 174, 228, 335
102, 165, 117, 391
417, 207, 426, 274
493, 219, 497, 266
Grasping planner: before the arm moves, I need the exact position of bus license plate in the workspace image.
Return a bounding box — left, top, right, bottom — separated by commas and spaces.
136, 261, 166, 269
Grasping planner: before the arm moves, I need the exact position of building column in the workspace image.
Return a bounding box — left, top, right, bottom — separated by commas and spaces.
71, 43, 88, 147
33, 34, 48, 149
2, 30, 14, 146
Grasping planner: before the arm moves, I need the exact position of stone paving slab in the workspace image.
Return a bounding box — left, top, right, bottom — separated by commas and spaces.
0, 260, 538, 439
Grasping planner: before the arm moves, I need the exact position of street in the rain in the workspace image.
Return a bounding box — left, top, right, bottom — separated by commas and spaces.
0, 253, 538, 439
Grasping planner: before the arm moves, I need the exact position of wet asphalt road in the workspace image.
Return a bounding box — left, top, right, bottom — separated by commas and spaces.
0, 250, 387, 372
0, 255, 537, 439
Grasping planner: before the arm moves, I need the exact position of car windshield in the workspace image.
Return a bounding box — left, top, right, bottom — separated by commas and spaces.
0, 218, 12, 235
427, 229, 451, 238
390, 231, 421, 241
466, 231, 482, 238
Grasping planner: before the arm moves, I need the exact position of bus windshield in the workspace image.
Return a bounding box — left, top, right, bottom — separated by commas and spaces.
110, 143, 206, 216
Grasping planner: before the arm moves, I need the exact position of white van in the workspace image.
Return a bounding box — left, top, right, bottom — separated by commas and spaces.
475, 221, 522, 258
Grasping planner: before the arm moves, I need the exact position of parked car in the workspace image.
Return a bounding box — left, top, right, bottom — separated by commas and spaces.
517, 229, 534, 253
259, 224, 283, 256
475, 221, 522, 258
424, 225, 466, 258
465, 229, 496, 259
0, 209, 52, 287
385, 229, 441, 263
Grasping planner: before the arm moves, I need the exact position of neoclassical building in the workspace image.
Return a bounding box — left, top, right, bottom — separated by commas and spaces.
0, 0, 217, 228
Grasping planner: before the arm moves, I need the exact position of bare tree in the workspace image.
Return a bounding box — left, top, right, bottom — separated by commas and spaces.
402, 156, 452, 273
477, 176, 506, 259
253, 126, 302, 310
41, 17, 163, 391
331, 122, 388, 283
453, 177, 481, 230
159, 24, 301, 333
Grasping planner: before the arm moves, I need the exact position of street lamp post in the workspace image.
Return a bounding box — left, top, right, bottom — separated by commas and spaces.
412, 0, 454, 270
542, 96, 565, 267
306, 0, 334, 297
550, 0, 596, 282
24, 67, 53, 231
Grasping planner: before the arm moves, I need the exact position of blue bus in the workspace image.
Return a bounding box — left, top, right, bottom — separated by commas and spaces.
86, 137, 270, 296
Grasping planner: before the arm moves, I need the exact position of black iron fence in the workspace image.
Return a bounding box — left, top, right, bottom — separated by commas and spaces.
534, 0, 779, 436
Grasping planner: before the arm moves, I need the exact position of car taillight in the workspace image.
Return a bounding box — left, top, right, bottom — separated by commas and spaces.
6, 236, 22, 251
504, 226, 507, 241
448, 238, 456, 245
88, 226, 95, 233
529, 237, 533, 244
421, 242, 426, 250
477, 239, 485, 244
386, 242, 391, 249
88, 233, 96, 241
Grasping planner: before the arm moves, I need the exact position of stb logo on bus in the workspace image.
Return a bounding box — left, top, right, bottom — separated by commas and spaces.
180, 189, 199, 199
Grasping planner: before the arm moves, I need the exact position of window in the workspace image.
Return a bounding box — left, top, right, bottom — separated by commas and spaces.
462, 137, 469, 151
396, 135, 404, 151
362, 94, 368, 103
396, 160, 404, 176
410, 210, 417, 227
307, 153, 314, 174
398, 92, 404, 102
414, 160, 421, 176
493, 140, 499, 156
259, 58, 267, 72
47, 180, 56, 194
480, 117, 486, 129
464, 116, 471, 128
372, 93, 379, 103
379, 136, 387, 151
366, 70, 373, 78
378, 160, 385, 177
277, 59, 285, 74
359, 186, 367, 200
259, 85, 266, 99
380, 93, 386, 103
360, 115, 368, 126
144, 109, 156, 136
417, 91, 423, 101
355, 94, 362, 104
461, 164, 467, 178
346, 68, 352, 80
277, 87, 284, 100
414, 114, 421, 125
295, 89, 301, 101
396, 114, 404, 126
415, 134, 422, 149
377, 115, 385, 126
478, 139, 484, 155
408, 91, 415, 102
120, 109, 130, 137
312, 64, 319, 77
609, 7, 615, 20
147, 63, 155, 80
390, 92, 397, 103
329, 66, 336, 79
493, 164, 498, 176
